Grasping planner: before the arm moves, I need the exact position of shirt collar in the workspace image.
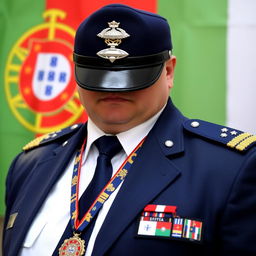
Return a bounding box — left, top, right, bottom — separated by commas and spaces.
82, 104, 166, 164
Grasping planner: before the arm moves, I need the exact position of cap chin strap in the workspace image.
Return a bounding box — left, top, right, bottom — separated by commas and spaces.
73, 50, 171, 70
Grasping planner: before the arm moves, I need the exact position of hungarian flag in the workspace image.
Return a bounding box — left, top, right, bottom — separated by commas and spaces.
0, 0, 255, 216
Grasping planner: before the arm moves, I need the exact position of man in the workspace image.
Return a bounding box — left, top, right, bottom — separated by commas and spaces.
3, 4, 256, 256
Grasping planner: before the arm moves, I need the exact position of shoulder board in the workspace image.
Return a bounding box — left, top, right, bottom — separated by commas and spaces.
23, 124, 82, 151
183, 119, 256, 152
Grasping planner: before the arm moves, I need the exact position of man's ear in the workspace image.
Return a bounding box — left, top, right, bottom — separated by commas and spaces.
165, 56, 176, 89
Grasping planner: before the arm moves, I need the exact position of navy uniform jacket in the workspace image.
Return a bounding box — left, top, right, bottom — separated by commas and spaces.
3, 99, 256, 256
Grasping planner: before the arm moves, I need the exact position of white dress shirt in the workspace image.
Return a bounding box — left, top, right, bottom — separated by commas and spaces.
19, 107, 164, 256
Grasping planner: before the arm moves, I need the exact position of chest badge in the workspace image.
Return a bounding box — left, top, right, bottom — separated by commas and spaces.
137, 204, 203, 243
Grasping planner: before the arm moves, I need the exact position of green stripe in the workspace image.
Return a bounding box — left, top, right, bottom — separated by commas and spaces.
0, 0, 45, 215
155, 227, 171, 237
158, 0, 228, 124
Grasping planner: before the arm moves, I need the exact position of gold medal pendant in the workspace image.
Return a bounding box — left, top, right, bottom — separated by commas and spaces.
59, 233, 85, 256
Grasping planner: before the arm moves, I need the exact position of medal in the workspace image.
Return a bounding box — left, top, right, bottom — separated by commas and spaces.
59, 233, 85, 256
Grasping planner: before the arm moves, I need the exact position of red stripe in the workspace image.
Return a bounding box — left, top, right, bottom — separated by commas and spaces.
144, 204, 177, 214
144, 204, 157, 212
165, 205, 177, 214
46, 0, 157, 29
156, 221, 172, 230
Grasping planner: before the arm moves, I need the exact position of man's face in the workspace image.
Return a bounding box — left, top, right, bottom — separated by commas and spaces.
77, 57, 176, 134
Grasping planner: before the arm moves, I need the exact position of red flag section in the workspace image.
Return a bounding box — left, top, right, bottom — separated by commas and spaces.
46, 0, 157, 29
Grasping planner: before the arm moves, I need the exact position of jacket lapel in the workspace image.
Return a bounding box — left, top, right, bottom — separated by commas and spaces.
93, 100, 186, 256
5, 124, 87, 256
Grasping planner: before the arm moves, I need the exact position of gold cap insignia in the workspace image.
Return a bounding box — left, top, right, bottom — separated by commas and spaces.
97, 21, 130, 63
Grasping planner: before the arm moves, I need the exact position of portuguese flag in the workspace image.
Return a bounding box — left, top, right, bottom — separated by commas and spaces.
0, 0, 256, 216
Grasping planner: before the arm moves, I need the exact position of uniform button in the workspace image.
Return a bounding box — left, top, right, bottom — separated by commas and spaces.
191, 121, 200, 128
165, 140, 174, 148
62, 141, 68, 146
71, 124, 78, 130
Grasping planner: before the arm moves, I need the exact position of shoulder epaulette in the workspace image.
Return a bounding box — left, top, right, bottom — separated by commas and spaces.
183, 119, 256, 152
22, 124, 82, 151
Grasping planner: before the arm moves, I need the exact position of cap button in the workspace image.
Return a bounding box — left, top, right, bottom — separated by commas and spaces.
165, 140, 174, 148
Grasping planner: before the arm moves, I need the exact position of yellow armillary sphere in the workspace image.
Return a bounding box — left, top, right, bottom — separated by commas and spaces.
5, 9, 84, 134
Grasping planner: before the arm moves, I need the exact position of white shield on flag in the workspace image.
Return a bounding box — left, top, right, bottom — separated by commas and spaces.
32, 53, 71, 101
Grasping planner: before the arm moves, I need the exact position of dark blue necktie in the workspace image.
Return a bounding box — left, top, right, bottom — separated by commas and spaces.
52, 135, 122, 256
78, 135, 122, 219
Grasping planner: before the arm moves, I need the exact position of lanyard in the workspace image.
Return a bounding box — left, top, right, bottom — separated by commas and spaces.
70, 137, 145, 233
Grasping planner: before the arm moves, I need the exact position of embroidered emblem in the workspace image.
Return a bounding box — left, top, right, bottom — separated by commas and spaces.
97, 21, 130, 63
116, 168, 128, 180
72, 175, 78, 186
106, 183, 115, 192
85, 213, 93, 222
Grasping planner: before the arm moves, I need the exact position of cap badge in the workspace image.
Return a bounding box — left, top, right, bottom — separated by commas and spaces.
97, 21, 130, 63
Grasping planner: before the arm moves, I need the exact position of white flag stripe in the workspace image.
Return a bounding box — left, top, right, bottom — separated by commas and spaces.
184, 219, 191, 238
155, 205, 166, 212
227, 0, 256, 133
194, 227, 200, 240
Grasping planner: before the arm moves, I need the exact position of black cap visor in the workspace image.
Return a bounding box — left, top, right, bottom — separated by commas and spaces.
74, 50, 170, 92
75, 64, 164, 92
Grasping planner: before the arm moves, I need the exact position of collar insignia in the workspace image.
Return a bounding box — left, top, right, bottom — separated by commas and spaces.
97, 21, 130, 63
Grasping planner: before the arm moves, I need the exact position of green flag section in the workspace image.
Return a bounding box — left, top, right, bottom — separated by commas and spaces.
159, 0, 228, 124
0, 0, 45, 215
